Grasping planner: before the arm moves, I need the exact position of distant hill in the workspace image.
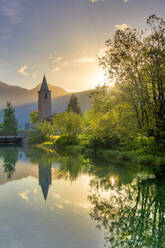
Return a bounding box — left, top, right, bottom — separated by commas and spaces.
0, 81, 92, 129
0, 81, 68, 108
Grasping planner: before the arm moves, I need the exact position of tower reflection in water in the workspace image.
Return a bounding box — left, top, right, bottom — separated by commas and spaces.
0, 148, 53, 202
38, 162, 52, 201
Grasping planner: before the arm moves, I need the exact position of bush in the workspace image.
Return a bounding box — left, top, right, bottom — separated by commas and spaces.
26, 129, 47, 144
118, 151, 135, 162
103, 150, 120, 161
55, 135, 79, 146
154, 157, 165, 166
136, 155, 154, 165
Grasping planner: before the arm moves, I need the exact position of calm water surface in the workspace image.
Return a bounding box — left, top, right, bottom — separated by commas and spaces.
0, 147, 164, 248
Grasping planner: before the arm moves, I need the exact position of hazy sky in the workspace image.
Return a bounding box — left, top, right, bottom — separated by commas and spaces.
0, 0, 164, 92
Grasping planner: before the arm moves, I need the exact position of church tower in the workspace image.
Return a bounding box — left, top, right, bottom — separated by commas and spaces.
38, 75, 51, 121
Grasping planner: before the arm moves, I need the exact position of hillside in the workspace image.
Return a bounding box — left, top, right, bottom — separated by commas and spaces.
0, 81, 68, 108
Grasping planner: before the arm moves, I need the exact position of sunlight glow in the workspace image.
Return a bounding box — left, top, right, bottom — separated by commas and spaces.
92, 68, 115, 88
110, 177, 115, 186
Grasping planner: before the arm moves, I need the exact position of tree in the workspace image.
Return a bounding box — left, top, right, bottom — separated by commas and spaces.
100, 15, 165, 139
82, 85, 137, 148
67, 94, 81, 114
30, 110, 38, 124
53, 112, 83, 137
2, 102, 18, 135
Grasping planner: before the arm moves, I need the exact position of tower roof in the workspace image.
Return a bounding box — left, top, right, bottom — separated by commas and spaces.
40, 75, 49, 91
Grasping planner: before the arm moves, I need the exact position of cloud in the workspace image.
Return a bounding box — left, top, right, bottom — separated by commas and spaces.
52, 67, 60, 72
2, 1, 22, 24
115, 23, 131, 31
123, 0, 128, 2
53, 56, 63, 63
19, 190, 29, 201
75, 56, 96, 64
17, 65, 29, 76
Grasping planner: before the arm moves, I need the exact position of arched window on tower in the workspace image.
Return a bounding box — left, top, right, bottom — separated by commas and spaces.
45, 93, 48, 99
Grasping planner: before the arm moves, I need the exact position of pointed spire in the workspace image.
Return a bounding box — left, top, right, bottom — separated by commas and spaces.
39, 163, 52, 202
40, 75, 49, 91
40, 182, 49, 201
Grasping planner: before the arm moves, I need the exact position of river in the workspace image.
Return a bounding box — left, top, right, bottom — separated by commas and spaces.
0, 146, 164, 248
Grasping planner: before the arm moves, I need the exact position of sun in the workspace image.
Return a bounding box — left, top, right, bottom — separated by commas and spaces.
92, 68, 115, 88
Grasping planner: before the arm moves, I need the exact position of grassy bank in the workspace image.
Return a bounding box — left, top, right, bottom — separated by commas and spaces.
30, 135, 165, 167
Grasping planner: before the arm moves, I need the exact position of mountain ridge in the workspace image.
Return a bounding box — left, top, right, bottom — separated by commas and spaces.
0, 81, 68, 108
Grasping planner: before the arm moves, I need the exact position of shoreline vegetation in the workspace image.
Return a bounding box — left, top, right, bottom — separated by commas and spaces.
27, 15, 165, 167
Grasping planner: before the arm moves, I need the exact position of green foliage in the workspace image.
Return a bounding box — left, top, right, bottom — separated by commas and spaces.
28, 111, 83, 146
136, 155, 155, 165
30, 110, 38, 124
55, 135, 79, 146
81, 85, 137, 149
118, 151, 135, 162
67, 94, 81, 114
103, 150, 120, 160
2, 102, 18, 135
27, 121, 53, 144
154, 157, 165, 166
100, 15, 165, 139
53, 112, 83, 138
102, 150, 135, 163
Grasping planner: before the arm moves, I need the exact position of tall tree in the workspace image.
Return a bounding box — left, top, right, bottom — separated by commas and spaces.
67, 94, 81, 114
100, 15, 165, 139
2, 102, 18, 135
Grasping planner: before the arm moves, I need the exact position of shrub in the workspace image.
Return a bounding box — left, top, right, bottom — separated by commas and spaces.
154, 157, 165, 166
136, 155, 154, 165
55, 135, 79, 146
103, 150, 120, 161
118, 151, 135, 162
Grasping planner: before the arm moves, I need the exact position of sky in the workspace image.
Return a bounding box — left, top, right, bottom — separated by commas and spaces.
0, 0, 165, 92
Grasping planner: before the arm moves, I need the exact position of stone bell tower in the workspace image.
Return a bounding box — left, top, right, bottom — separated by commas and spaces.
38, 75, 51, 121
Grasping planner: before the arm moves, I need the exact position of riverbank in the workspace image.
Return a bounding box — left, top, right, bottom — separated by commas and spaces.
33, 139, 165, 167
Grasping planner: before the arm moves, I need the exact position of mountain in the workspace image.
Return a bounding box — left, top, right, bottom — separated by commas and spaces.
0, 81, 68, 108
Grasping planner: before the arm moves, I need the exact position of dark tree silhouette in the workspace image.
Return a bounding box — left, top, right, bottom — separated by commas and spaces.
2, 102, 18, 135
67, 94, 81, 114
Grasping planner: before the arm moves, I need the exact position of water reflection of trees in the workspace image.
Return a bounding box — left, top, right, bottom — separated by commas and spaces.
0, 148, 19, 178
58, 155, 85, 181
25, 146, 165, 247
88, 174, 165, 248
25, 146, 87, 182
